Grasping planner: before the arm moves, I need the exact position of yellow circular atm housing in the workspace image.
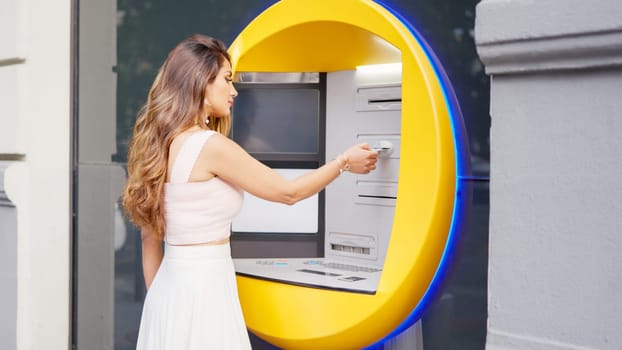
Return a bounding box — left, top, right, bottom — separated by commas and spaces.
229, 0, 471, 348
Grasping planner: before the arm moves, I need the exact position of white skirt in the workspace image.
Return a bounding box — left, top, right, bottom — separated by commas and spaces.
136, 243, 252, 350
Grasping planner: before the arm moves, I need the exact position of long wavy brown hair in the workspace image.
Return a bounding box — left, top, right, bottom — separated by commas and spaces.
123, 34, 232, 239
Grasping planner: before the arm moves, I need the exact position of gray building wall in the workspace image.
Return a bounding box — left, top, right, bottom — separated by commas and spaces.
475, 1, 622, 349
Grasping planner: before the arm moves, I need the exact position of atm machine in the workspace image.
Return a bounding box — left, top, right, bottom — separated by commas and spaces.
234, 66, 402, 295
227, 0, 471, 349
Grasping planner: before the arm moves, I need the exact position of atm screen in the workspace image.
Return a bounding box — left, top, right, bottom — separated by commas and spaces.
231, 88, 320, 155
230, 82, 324, 235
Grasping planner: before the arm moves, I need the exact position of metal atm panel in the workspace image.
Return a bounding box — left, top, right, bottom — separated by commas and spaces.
325, 68, 401, 268
234, 68, 402, 295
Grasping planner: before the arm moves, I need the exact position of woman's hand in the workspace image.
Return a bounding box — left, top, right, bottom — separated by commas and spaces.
342, 143, 378, 174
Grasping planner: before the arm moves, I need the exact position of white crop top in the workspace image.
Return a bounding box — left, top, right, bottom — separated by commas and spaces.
164, 130, 243, 245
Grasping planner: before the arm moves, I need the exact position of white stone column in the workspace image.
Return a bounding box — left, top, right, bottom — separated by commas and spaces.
2, 0, 72, 349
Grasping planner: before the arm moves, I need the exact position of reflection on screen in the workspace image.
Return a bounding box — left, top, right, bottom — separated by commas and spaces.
232, 89, 319, 154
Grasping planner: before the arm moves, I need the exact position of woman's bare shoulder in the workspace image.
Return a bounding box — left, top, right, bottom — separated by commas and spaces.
203, 132, 241, 154
170, 127, 202, 150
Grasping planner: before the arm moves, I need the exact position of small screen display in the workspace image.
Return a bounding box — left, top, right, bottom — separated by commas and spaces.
232, 88, 320, 154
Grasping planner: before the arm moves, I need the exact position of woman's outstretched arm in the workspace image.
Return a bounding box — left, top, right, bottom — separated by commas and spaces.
202, 133, 377, 205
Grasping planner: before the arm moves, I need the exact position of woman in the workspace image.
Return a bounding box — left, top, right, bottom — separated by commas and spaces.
122, 34, 378, 349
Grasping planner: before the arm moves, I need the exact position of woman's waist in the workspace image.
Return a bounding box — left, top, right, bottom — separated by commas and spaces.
163, 241, 231, 260
164, 228, 231, 246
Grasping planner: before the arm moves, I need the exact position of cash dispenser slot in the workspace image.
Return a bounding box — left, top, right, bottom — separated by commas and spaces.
356, 85, 401, 112
356, 180, 398, 206
368, 98, 401, 104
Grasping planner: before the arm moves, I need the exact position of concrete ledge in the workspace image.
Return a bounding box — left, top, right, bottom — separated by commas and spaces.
487, 329, 597, 350
475, 0, 622, 44
475, 0, 622, 73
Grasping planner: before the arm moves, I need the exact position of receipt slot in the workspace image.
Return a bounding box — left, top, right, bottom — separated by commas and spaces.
229, 0, 471, 349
